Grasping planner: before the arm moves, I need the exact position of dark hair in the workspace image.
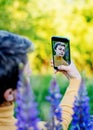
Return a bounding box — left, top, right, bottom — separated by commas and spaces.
54, 42, 65, 50
0, 30, 33, 104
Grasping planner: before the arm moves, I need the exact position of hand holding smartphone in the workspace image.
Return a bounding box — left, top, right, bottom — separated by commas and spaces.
51, 36, 71, 70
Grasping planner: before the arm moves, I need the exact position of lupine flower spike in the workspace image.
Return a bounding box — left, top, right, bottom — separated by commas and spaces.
88, 115, 93, 129
15, 63, 40, 130
45, 77, 63, 130
71, 79, 92, 130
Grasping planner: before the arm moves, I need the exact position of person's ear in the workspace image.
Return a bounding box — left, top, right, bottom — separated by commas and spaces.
4, 88, 14, 102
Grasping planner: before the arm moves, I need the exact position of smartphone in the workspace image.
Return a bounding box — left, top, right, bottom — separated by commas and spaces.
51, 36, 71, 70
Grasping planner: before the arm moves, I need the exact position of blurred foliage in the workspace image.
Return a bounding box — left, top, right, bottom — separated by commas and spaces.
0, 0, 93, 76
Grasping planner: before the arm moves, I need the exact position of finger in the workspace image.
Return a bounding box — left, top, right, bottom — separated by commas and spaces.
54, 69, 58, 74
58, 65, 70, 71
51, 62, 53, 67
50, 59, 53, 67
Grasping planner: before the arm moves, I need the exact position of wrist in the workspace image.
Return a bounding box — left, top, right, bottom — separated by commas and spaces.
69, 71, 81, 81
70, 76, 81, 83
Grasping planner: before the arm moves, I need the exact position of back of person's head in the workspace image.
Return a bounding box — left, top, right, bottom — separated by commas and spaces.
0, 30, 33, 104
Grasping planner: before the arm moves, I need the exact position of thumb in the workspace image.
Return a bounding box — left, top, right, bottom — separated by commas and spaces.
58, 65, 69, 71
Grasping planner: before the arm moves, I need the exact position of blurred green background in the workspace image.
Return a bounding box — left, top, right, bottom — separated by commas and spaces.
0, 0, 93, 123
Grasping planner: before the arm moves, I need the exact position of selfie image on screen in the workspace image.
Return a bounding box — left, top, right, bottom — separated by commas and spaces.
53, 41, 69, 67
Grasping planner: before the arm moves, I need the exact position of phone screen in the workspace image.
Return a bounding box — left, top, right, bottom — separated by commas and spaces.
51, 36, 71, 69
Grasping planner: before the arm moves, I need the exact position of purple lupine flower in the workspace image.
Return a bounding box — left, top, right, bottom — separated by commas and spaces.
45, 78, 63, 130
71, 79, 92, 130
15, 64, 40, 130
88, 115, 93, 129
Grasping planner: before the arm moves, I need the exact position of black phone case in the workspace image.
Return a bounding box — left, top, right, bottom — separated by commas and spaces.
51, 36, 71, 70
